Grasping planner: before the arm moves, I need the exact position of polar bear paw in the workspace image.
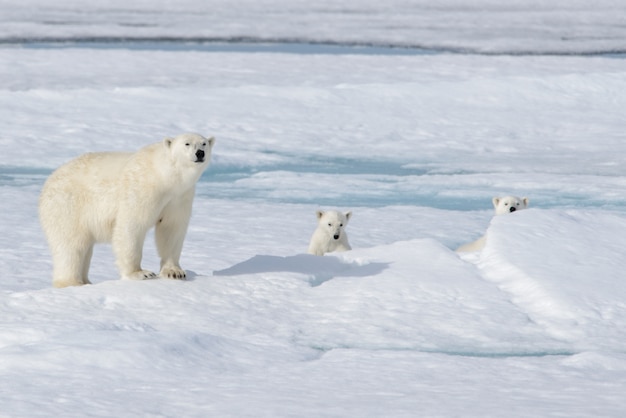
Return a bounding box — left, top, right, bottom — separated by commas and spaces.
160, 266, 187, 280
124, 270, 158, 281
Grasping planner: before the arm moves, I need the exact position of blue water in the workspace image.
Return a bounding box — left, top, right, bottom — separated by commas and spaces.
16, 39, 438, 56
13, 38, 626, 57
3, 158, 623, 210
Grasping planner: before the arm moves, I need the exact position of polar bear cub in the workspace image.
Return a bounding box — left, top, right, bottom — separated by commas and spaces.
456, 196, 529, 252
39, 133, 215, 288
308, 210, 352, 256
493, 195, 529, 215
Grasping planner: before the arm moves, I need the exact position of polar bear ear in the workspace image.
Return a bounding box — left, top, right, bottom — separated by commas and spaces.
492, 197, 500, 208
163, 137, 175, 148
344, 211, 352, 223
522, 197, 529, 207
207, 136, 216, 149
316, 210, 324, 220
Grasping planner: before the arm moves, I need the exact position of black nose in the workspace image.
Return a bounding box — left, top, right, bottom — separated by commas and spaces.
510, 207, 516, 212
333, 234, 340, 240
195, 149, 205, 161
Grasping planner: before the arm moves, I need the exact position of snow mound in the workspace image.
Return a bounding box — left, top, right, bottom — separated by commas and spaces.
479, 209, 626, 350
211, 239, 570, 356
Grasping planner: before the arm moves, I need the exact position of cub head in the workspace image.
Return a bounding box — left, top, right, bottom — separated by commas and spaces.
492, 196, 529, 215
164, 133, 216, 166
316, 210, 352, 240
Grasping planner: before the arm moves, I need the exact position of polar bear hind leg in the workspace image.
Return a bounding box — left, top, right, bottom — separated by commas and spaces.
40, 187, 93, 287
50, 236, 94, 288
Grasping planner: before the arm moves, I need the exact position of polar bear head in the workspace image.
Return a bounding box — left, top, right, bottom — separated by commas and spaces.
492, 196, 529, 215
316, 210, 352, 240
164, 133, 215, 166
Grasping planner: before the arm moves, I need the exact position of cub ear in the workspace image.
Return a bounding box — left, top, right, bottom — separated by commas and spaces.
522, 197, 529, 207
344, 211, 352, 223
163, 137, 174, 148
316, 210, 324, 220
492, 197, 500, 208
207, 136, 216, 149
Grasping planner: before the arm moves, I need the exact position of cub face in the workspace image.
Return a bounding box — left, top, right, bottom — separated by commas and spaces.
493, 196, 529, 215
317, 210, 351, 240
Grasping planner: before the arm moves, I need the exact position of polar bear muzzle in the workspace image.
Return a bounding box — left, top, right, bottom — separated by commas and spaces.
509, 206, 516, 212
195, 149, 205, 163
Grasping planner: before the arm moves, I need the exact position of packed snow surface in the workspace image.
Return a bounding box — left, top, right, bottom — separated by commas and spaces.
2, 1, 626, 417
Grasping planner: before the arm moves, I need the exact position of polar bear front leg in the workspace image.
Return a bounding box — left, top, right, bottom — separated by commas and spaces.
112, 217, 157, 280
155, 193, 194, 280
333, 241, 352, 252
308, 230, 329, 256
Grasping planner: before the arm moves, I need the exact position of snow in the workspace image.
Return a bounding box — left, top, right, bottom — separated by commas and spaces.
2, 1, 626, 416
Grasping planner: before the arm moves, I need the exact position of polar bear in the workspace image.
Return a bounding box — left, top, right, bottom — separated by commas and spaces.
308, 210, 352, 256
39, 133, 215, 288
456, 196, 528, 252
493, 195, 529, 215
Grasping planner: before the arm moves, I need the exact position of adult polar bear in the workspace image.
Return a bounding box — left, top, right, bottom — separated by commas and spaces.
39, 133, 215, 288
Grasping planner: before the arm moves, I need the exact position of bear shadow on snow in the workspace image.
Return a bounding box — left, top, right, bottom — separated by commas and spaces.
213, 254, 389, 287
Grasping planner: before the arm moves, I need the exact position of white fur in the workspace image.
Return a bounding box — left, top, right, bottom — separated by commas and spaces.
308, 210, 352, 256
456, 196, 529, 252
39, 133, 215, 288
492, 195, 529, 215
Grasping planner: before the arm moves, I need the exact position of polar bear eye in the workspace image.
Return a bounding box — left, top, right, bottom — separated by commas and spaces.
185, 143, 190, 147
340, 223, 343, 227
328, 223, 332, 227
